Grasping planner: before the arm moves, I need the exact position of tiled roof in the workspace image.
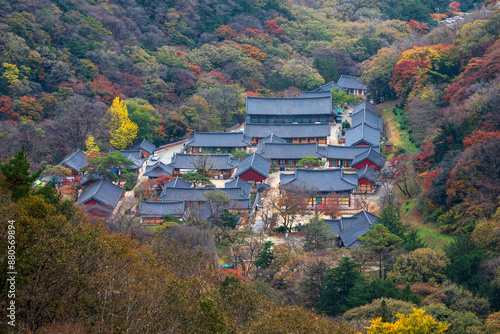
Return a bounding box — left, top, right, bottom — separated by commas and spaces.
258, 143, 325, 160
244, 123, 331, 139
356, 166, 380, 182
119, 150, 143, 160
138, 201, 185, 218
280, 168, 358, 193
124, 154, 144, 170
168, 154, 239, 170
324, 145, 380, 160
352, 101, 377, 114
256, 134, 286, 152
314, 81, 343, 92
345, 124, 380, 147
325, 210, 378, 248
163, 176, 192, 188
298, 90, 332, 98
144, 161, 174, 178
59, 149, 87, 172
225, 177, 253, 197
337, 75, 368, 90
133, 139, 155, 154
234, 153, 271, 178
351, 147, 387, 168
80, 174, 103, 186
245, 96, 332, 116
352, 109, 383, 132
187, 132, 251, 148
77, 179, 123, 209
159, 187, 251, 209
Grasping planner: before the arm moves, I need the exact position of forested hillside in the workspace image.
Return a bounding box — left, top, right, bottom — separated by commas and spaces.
0, 0, 483, 164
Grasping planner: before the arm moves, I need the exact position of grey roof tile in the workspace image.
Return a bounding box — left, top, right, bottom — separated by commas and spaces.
138, 201, 185, 218
298, 91, 332, 98
225, 177, 252, 197
325, 210, 379, 248
119, 150, 143, 160
133, 139, 155, 154
246, 96, 333, 116
345, 124, 380, 146
258, 143, 325, 160
59, 149, 87, 172
324, 145, 380, 160
144, 161, 174, 177
244, 123, 331, 139
337, 75, 368, 90
280, 168, 358, 193
159, 187, 251, 209
77, 179, 123, 209
351, 147, 387, 168
187, 132, 252, 148
164, 176, 192, 188
314, 81, 343, 92
352, 109, 383, 132
168, 154, 239, 170
352, 101, 377, 114
356, 166, 380, 182
234, 153, 271, 178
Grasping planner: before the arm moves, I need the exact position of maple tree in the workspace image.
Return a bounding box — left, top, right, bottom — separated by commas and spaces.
264, 20, 284, 36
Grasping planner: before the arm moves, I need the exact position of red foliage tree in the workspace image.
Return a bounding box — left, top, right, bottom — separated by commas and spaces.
408, 20, 429, 35
244, 28, 273, 44
264, 20, 284, 36
317, 194, 341, 219
0, 95, 20, 122
449, 1, 460, 13
19, 96, 43, 121
240, 44, 266, 61
390, 60, 429, 98
442, 40, 500, 105
87, 75, 122, 106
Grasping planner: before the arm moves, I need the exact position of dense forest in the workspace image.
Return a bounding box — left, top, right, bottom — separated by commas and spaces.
1, 0, 500, 332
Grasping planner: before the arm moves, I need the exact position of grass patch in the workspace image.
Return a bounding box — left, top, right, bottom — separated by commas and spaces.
400, 198, 453, 251
378, 100, 418, 157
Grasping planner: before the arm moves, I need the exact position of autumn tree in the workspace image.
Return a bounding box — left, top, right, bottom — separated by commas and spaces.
271, 189, 308, 233
84, 135, 100, 156
388, 248, 449, 284
317, 194, 341, 219
365, 308, 450, 334
108, 97, 138, 150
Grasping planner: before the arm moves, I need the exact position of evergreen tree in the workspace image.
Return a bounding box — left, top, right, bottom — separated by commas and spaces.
378, 205, 405, 237
0, 148, 43, 200
360, 224, 401, 279
255, 241, 274, 269
319, 257, 364, 315
445, 235, 485, 291
303, 214, 333, 252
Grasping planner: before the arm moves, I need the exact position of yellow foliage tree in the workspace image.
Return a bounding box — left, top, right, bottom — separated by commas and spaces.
85, 135, 100, 155
2, 62, 20, 84
108, 96, 138, 149
363, 308, 450, 334
110, 118, 138, 150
